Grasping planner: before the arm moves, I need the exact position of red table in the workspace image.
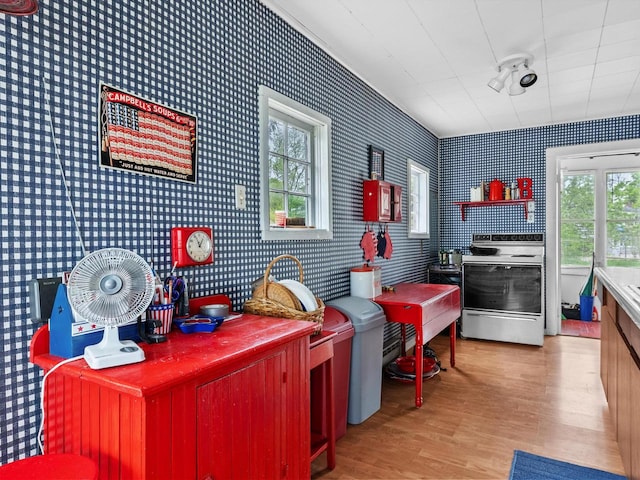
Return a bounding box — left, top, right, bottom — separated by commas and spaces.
374, 283, 460, 407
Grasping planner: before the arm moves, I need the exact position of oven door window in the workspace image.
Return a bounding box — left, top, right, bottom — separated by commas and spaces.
463, 264, 542, 314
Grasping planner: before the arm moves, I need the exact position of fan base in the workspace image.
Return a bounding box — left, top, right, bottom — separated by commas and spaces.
84, 339, 145, 369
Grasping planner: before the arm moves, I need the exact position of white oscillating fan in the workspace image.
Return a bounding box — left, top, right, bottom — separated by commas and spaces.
67, 248, 155, 369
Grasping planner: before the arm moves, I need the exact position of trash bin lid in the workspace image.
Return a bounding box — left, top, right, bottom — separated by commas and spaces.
326, 296, 386, 333
323, 306, 354, 335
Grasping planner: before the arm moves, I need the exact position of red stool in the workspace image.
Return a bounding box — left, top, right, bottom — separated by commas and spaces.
0, 454, 98, 480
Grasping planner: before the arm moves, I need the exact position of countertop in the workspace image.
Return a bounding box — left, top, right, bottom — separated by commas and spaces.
31, 314, 317, 397
595, 267, 640, 359
595, 267, 640, 324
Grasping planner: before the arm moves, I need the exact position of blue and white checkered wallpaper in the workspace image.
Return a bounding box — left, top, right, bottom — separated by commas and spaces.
2, 0, 639, 465
0, 0, 439, 462
439, 116, 640, 252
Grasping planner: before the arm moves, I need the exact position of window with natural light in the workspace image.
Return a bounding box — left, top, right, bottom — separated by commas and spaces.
258, 86, 332, 241
561, 168, 640, 268
407, 160, 430, 239
606, 170, 640, 267
560, 172, 595, 267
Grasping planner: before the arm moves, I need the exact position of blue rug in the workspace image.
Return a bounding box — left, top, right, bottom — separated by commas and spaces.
509, 450, 626, 480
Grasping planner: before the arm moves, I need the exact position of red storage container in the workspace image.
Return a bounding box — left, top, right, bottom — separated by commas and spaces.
311, 306, 354, 440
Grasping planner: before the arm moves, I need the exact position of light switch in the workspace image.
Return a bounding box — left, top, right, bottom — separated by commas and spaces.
235, 184, 246, 209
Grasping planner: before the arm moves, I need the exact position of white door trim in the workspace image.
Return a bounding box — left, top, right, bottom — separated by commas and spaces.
545, 138, 640, 336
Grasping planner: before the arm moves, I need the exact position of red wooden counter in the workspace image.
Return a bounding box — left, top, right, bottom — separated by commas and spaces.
30, 314, 316, 480
374, 283, 460, 408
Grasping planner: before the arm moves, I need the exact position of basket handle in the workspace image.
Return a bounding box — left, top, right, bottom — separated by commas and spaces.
261, 254, 304, 298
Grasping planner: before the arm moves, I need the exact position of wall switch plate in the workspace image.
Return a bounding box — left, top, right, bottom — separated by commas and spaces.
235, 184, 246, 209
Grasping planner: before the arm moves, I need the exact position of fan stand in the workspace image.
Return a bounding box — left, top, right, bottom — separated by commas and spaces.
84, 324, 145, 369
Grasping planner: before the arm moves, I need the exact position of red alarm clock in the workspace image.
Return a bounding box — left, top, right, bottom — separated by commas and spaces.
171, 227, 214, 268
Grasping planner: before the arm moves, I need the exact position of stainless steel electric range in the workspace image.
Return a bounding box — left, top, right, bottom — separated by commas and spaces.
461, 233, 545, 346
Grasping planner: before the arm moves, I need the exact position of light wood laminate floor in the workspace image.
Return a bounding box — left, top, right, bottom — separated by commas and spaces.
312, 334, 624, 479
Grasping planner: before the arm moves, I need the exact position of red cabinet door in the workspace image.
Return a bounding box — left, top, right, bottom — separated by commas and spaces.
197, 345, 309, 479
392, 184, 402, 222
197, 353, 285, 479
363, 180, 395, 222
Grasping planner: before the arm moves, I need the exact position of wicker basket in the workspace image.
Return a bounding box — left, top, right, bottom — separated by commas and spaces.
244, 255, 324, 334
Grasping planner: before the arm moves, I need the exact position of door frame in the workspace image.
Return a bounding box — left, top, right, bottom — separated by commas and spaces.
545, 138, 640, 335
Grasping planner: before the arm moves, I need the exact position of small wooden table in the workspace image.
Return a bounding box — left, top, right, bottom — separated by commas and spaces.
374, 283, 460, 408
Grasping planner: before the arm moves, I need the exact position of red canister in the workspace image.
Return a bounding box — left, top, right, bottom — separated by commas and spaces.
489, 179, 504, 201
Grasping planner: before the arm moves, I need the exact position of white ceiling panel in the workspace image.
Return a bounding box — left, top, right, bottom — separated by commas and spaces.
594, 56, 640, 77
597, 40, 640, 63
261, 0, 640, 137
543, 2, 607, 39
600, 19, 640, 44
604, 0, 640, 25
546, 49, 599, 72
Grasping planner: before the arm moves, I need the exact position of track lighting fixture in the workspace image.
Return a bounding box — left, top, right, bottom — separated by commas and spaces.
487, 53, 537, 96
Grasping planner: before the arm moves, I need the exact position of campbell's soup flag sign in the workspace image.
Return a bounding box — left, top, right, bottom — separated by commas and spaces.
99, 83, 198, 184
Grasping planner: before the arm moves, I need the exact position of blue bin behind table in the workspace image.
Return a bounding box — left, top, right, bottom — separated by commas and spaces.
580, 295, 594, 321
325, 296, 386, 425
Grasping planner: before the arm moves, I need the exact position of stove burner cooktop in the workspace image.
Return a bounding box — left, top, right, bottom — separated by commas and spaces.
464, 232, 545, 265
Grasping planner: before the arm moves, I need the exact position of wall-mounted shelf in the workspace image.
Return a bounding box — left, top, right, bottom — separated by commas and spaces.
453, 199, 534, 221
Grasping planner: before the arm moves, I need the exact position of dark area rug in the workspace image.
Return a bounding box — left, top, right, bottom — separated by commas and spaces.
509, 450, 626, 480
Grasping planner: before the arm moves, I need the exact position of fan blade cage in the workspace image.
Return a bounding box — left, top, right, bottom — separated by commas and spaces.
68, 248, 155, 327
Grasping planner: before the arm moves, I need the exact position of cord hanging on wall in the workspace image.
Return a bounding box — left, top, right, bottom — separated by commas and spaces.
43, 78, 88, 257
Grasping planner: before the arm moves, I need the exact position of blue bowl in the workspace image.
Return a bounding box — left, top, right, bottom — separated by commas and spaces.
174, 315, 224, 333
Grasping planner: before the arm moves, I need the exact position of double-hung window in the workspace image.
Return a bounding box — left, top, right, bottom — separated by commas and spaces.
259, 86, 333, 240
407, 160, 430, 239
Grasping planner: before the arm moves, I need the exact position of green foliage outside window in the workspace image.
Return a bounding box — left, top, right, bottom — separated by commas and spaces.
561, 171, 640, 267
606, 171, 640, 266
561, 174, 594, 266
268, 117, 311, 225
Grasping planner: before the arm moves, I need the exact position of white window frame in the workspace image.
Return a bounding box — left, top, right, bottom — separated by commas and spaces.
407, 159, 430, 239
259, 86, 333, 241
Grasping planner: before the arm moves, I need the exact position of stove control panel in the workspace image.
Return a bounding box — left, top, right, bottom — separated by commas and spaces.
472, 233, 544, 243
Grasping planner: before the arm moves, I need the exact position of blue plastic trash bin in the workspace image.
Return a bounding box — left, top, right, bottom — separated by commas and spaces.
580, 295, 594, 321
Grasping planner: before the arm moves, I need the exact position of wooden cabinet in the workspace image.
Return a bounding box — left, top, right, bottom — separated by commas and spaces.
31, 314, 316, 480
197, 351, 295, 479
363, 179, 402, 222
631, 363, 640, 480
599, 283, 640, 480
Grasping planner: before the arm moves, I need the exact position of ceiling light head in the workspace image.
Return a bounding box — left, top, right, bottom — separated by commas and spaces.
488, 53, 537, 95
517, 64, 537, 88
487, 68, 511, 93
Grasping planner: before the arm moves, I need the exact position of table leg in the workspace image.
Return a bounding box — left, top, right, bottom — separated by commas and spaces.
414, 327, 423, 408
326, 357, 336, 470
400, 324, 407, 357
449, 321, 456, 367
